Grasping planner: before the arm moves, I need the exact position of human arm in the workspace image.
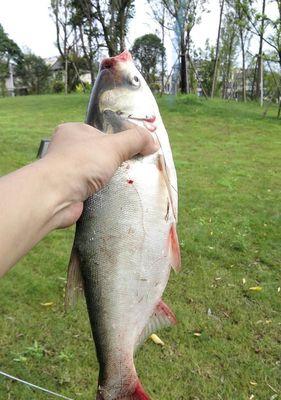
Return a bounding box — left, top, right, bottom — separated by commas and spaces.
0, 123, 158, 276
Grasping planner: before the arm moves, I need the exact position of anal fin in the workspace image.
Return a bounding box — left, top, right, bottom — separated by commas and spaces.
135, 300, 177, 350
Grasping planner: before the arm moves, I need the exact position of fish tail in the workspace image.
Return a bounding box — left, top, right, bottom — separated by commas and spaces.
96, 378, 150, 400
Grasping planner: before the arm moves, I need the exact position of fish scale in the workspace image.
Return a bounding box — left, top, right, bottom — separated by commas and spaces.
66, 50, 180, 400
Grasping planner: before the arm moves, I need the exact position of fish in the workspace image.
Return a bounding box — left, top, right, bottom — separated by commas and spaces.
66, 50, 180, 400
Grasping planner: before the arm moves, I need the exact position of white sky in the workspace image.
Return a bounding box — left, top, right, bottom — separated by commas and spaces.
0, 0, 278, 69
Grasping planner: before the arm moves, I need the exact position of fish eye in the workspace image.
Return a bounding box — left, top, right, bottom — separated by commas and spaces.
131, 75, 140, 87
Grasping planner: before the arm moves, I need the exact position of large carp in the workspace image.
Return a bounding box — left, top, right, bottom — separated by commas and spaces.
67, 50, 180, 400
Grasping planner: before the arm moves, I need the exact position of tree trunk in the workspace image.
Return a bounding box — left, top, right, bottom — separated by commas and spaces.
260, 53, 264, 106
96, 0, 115, 56
223, 31, 235, 99
180, 49, 187, 93
79, 21, 95, 86
161, 6, 165, 94
211, 0, 225, 98
65, 54, 68, 95
256, 0, 266, 102
250, 57, 258, 99
240, 30, 246, 102
64, 0, 68, 94
90, 65, 95, 86
185, 31, 191, 93
118, 6, 126, 52
179, 29, 188, 94
119, 29, 126, 52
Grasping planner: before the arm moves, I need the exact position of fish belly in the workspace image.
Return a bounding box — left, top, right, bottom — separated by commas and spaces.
74, 156, 172, 394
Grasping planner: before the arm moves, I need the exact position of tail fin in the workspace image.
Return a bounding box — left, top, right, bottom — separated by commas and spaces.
96, 379, 150, 400
130, 380, 150, 400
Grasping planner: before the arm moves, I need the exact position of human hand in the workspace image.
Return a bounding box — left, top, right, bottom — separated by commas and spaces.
44, 122, 159, 228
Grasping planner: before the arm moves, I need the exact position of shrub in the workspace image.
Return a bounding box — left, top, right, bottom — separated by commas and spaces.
52, 80, 64, 93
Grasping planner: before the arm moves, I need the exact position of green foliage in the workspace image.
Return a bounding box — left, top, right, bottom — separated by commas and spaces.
0, 24, 22, 62
264, 69, 280, 99
15, 54, 51, 94
76, 82, 91, 93
265, 0, 281, 66
196, 41, 216, 96
67, 52, 89, 92
0, 24, 23, 96
220, 9, 240, 99
67, 0, 135, 57
132, 33, 165, 86
0, 94, 280, 399
51, 79, 64, 93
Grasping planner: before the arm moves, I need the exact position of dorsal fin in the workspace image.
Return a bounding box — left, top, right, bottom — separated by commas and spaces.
65, 247, 84, 308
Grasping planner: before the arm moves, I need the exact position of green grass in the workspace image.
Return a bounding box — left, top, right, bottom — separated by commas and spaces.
0, 94, 280, 400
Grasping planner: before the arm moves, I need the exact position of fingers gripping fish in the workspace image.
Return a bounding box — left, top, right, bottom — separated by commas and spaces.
66, 50, 181, 400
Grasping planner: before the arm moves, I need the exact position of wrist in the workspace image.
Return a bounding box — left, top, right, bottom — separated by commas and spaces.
33, 157, 71, 229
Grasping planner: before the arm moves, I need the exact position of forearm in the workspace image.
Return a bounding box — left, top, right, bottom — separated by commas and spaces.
0, 159, 64, 276
0, 123, 157, 276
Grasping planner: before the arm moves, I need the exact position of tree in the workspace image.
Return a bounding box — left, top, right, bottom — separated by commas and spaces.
64, 51, 90, 91
148, 1, 169, 93
211, 0, 225, 98
232, 0, 252, 102
0, 24, 22, 96
50, 0, 75, 94
238, 0, 281, 115
81, 0, 135, 57
69, 0, 100, 84
220, 11, 239, 99
132, 34, 165, 87
196, 42, 216, 96
255, 0, 266, 103
16, 54, 51, 94
265, 0, 281, 116
160, 0, 206, 94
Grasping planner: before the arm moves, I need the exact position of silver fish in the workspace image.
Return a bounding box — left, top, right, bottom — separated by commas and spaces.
66, 50, 180, 400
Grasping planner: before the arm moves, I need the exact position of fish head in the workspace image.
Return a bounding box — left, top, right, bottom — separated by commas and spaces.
86, 50, 158, 132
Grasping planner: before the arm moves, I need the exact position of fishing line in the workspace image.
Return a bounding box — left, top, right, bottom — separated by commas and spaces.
0, 370, 74, 400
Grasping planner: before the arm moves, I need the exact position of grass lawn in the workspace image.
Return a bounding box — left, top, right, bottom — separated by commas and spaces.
0, 93, 280, 400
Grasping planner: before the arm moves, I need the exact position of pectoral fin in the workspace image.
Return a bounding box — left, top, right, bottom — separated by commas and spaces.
157, 153, 177, 221
168, 223, 181, 272
103, 109, 136, 133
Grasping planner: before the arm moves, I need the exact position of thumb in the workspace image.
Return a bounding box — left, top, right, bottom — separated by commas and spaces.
105, 126, 159, 164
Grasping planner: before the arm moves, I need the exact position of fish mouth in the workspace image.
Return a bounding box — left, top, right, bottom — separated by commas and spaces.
128, 114, 156, 123
128, 115, 156, 132
102, 109, 157, 132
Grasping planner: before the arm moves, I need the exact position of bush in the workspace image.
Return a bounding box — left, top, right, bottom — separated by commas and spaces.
76, 82, 92, 93
52, 80, 64, 93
